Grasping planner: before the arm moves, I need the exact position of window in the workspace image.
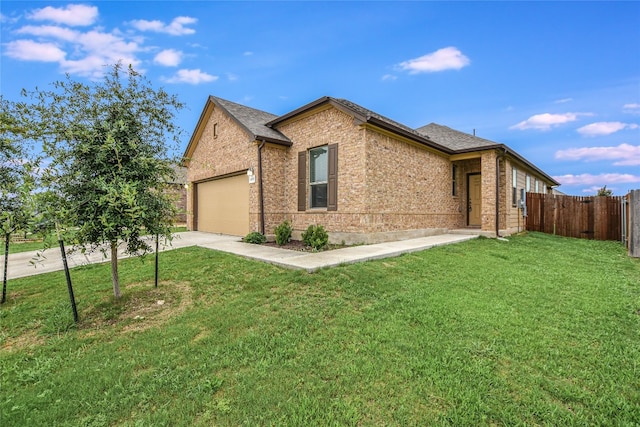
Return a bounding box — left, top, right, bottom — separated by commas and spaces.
213, 123, 218, 138
543, 183, 547, 193
512, 168, 517, 206
309, 146, 328, 208
526, 175, 531, 192
298, 144, 337, 211
452, 164, 458, 196
535, 179, 539, 193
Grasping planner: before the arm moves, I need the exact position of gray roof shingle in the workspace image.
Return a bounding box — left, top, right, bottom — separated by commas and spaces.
415, 123, 499, 151
211, 96, 290, 144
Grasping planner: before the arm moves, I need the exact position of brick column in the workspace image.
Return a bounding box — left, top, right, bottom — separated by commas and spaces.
481, 150, 497, 235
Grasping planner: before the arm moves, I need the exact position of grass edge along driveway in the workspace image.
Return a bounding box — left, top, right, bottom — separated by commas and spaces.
1, 232, 638, 426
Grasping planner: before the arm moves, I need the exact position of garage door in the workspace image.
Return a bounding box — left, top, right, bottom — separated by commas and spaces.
197, 174, 249, 236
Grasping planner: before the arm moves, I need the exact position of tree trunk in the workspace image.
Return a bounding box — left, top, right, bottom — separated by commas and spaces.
2, 233, 9, 304
110, 241, 121, 299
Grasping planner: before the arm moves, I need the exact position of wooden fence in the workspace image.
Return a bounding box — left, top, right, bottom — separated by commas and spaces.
629, 190, 640, 257
526, 193, 625, 241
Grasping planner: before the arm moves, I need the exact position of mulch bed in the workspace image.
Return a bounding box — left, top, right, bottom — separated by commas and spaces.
262, 240, 345, 252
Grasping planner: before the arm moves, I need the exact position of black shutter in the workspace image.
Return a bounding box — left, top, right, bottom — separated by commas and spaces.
327, 144, 338, 211
297, 151, 306, 211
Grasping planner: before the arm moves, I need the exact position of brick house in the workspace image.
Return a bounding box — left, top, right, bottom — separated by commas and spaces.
183, 96, 559, 243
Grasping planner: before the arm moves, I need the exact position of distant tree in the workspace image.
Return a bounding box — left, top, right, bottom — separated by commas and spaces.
21, 63, 184, 299
597, 186, 613, 196
0, 97, 35, 303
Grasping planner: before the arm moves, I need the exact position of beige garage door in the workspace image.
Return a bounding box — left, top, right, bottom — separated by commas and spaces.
197, 174, 249, 236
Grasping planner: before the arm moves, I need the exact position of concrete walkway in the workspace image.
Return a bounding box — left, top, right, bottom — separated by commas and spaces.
1, 231, 478, 279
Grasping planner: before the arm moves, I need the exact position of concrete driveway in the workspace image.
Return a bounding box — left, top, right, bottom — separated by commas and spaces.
1, 231, 478, 279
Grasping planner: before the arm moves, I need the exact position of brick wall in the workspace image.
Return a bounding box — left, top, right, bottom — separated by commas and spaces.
275, 107, 369, 233
260, 143, 287, 233
185, 104, 257, 230
363, 128, 462, 231
273, 105, 471, 235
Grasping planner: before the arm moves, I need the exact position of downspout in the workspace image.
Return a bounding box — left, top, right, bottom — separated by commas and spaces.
258, 140, 266, 235
495, 148, 507, 238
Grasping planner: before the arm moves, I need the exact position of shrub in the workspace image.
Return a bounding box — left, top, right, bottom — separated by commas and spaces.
274, 220, 292, 246
243, 231, 266, 244
301, 224, 329, 251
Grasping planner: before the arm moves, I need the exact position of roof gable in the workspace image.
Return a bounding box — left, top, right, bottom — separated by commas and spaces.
267, 96, 454, 154
211, 96, 290, 144
182, 96, 290, 163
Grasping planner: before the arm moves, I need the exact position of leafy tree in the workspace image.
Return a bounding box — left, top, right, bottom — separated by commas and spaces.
21, 63, 184, 299
597, 186, 613, 196
1, 98, 35, 303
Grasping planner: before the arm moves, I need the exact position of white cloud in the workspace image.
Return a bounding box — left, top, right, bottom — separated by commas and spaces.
226, 73, 238, 82
166, 69, 217, 84
510, 112, 591, 131
554, 98, 573, 104
397, 47, 470, 73
4, 7, 197, 79
381, 74, 397, 81
28, 4, 98, 26
129, 16, 197, 35
17, 25, 79, 41
552, 173, 640, 186
623, 103, 640, 115
243, 51, 253, 56
154, 49, 182, 66
576, 121, 638, 136
7, 17, 142, 78
4, 40, 66, 62
1, 13, 19, 24
581, 186, 605, 194
555, 143, 640, 166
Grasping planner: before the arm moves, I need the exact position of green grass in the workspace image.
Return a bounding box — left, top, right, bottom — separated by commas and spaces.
1, 232, 638, 426
1, 227, 188, 255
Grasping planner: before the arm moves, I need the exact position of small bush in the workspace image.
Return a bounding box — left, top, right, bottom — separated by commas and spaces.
274, 220, 293, 246
301, 224, 329, 251
243, 231, 266, 244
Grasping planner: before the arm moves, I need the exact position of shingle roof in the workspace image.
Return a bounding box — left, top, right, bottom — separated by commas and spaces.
266, 96, 453, 154
415, 123, 500, 151
331, 98, 433, 142
416, 123, 559, 185
211, 96, 290, 144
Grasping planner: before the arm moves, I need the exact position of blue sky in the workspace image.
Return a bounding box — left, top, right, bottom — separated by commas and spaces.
1, 1, 639, 195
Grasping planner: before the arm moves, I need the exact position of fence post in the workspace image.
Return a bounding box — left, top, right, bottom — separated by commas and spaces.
629, 190, 640, 258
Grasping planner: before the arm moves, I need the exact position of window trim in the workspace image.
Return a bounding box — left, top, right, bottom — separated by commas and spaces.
309, 145, 328, 209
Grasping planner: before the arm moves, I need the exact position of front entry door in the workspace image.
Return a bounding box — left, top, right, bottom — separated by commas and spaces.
468, 174, 482, 226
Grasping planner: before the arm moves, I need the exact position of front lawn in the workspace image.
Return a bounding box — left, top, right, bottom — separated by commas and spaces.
1, 226, 188, 255
1, 233, 638, 425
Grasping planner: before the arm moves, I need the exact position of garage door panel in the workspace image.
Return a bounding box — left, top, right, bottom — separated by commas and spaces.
197, 175, 249, 236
